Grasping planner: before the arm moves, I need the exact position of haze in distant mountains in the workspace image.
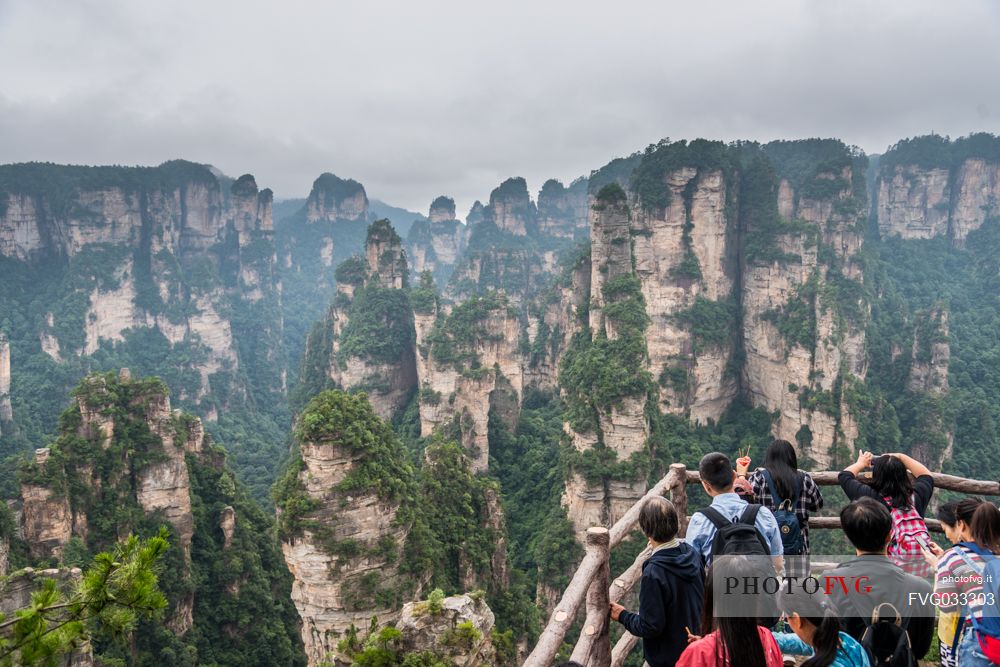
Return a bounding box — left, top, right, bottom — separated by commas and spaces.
1, 0, 998, 215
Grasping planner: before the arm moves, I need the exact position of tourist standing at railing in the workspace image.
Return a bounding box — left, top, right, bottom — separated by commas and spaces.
736, 439, 824, 578
838, 450, 935, 577
685, 452, 783, 568
921, 500, 1000, 667
924, 498, 983, 667
609, 497, 704, 667
820, 498, 933, 664
676, 556, 784, 667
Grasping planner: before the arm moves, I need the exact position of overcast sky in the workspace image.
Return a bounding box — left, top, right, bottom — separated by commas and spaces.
1, 0, 999, 217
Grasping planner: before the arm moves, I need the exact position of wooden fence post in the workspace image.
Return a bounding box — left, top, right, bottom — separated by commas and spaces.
669, 463, 689, 538
569, 527, 611, 667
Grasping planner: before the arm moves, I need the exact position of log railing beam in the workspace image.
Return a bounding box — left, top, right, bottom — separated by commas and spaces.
570, 528, 611, 667
608, 468, 681, 548
686, 470, 1000, 496
522, 547, 606, 667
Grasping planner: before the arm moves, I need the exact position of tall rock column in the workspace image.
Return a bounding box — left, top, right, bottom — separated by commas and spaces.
276, 391, 420, 666
406, 196, 469, 285
312, 219, 417, 420
630, 161, 739, 422
561, 184, 651, 538
905, 307, 953, 466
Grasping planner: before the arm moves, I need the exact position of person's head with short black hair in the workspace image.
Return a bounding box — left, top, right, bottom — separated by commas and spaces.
638, 496, 679, 544
699, 452, 735, 495
840, 498, 892, 554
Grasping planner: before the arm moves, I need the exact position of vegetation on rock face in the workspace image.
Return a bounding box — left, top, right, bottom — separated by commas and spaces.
593, 183, 627, 210
631, 139, 736, 212
340, 286, 416, 364
15, 371, 305, 666
860, 217, 1000, 477
292, 390, 416, 502
420, 441, 499, 589
675, 297, 738, 354
430, 195, 456, 213
427, 292, 511, 371
559, 274, 652, 434
335, 256, 367, 286
879, 132, 1000, 173
410, 271, 440, 316
308, 173, 366, 211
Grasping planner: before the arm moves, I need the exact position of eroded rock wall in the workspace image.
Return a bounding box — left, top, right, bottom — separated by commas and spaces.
0, 333, 12, 432
742, 166, 868, 468
876, 154, 1000, 246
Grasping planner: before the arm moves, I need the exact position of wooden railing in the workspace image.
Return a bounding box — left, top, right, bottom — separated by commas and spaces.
522, 465, 1000, 667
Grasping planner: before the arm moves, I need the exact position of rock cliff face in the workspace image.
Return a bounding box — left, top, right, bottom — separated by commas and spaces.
559, 141, 872, 532
19, 372, 202, 632
742, 157, 868, 468
905, 308, 954, 466
537, 179, 590, 240
0, 333, 12, 433
0, 162, 285, 420
562, 188, 650, 536
876, 135, 1000, 246
406, 196, 469, 285
15, 370, 304, 662
419, 294, 523, 472
366, 219, 408, 290
631, 167, 739, 423
446, 178, 553, 305
907, 308, 950, 395
876, 166, 951, 240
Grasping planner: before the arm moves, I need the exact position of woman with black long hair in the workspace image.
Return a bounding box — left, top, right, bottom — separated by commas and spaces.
741, 439, 823, 576
839, 451, 934, 575
676, 557, 783, 667
772, 586, 871, 666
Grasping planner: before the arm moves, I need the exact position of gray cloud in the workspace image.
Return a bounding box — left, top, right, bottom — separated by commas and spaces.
1, 0, 999, 217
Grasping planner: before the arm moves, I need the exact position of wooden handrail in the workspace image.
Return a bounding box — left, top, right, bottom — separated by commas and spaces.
685, 469, 1000, 496
534, 465, 999, 667
569, 528, 611, 666
523, 531, 608, 667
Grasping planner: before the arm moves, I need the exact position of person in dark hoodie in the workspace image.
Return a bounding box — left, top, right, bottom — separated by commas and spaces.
610, 496, 704, 667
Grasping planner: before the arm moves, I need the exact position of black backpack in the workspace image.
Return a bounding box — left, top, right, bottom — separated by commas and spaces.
857, 602, 915, 667
698, 504, 770, 558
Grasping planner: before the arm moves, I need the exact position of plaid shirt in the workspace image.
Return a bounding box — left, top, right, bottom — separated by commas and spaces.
745, 469, 823, 552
